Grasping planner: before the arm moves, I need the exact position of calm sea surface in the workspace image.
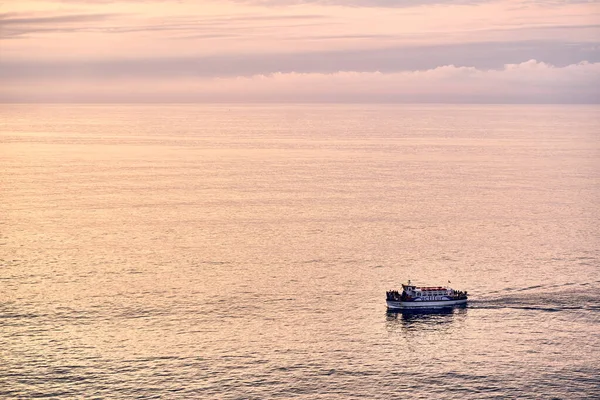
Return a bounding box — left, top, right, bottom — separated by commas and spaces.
1, 104, 599, 399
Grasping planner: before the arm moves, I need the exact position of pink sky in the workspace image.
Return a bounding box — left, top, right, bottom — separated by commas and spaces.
1, 0, 599, 102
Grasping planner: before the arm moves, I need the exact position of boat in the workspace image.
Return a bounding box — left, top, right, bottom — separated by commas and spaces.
386, 280, 468, 310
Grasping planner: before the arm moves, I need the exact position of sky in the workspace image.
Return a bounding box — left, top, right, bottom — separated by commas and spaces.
1, 0, 599, 103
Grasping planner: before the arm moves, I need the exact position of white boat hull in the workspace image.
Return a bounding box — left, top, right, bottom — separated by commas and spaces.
386, 298, 467, 310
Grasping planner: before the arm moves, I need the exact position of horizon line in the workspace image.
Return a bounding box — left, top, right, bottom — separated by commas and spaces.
2, 101, 599, 105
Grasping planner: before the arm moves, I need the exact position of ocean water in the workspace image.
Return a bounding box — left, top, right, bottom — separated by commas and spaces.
1, 104, 599, 399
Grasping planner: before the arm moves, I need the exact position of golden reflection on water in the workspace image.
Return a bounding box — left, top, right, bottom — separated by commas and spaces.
1, 104, 599, 398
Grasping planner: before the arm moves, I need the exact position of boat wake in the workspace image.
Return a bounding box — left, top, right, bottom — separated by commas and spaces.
468, 282, 600, 313
468, 303, 588, 312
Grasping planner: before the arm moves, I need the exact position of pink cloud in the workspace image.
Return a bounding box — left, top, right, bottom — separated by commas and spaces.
2, 60, 598, 103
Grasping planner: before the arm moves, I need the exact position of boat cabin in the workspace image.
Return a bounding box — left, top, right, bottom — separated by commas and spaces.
401, 280, 453, 298
387, 280, 468, 306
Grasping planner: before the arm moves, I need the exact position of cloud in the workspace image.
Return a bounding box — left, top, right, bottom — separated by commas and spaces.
1, 60, 598, 103
41, 0, 599, 7
522, 0, 600, 5
0, 11, 329, 38
0, 12, 122, 38
37, 0, 489, 6
2, 40, 598, 80
0, 13, 118, 25
194, 60, 600, 103
234, 0, 488, 7
226, 0, 596, 7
